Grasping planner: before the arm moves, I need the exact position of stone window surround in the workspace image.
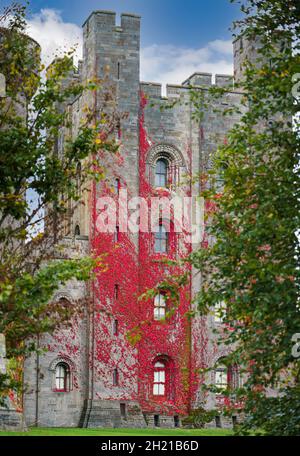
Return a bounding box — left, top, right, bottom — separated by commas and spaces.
146, 144, 186, 189
49, 355, 76, 393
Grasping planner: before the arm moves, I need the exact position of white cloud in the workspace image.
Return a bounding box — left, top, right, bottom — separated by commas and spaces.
140, 42, 233, 93
26, 9, 233, 90
26, 9, 82, 68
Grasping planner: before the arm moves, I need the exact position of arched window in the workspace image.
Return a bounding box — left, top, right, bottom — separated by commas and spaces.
55, 362, 70, 392
154, 223, 168, 253
153, 361, 166, 396
114, 178, 120, 195
114, 225, 120, 242
215, 362, 241, 391
74, 224, 80, 236
155, 158, 168, 187
154, 294, 166, 321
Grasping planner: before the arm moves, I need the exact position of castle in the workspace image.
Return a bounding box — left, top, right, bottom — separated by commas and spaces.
22, 10, 252, 429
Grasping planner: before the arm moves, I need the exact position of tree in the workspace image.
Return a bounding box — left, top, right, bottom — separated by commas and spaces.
187, 0, 300, 435
0, 2, 118, 403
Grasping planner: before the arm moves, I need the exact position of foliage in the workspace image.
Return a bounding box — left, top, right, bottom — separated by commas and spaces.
186, 0, 300, 436
181, 406, 217, 428
0, 2, 118, 398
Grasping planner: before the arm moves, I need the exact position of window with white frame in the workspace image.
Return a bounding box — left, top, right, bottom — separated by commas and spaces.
154, 294, 166, 321
214, 301, 226, 323
215, 363, 228, 390
153, 361, 166, 396
55, 362, 69, 392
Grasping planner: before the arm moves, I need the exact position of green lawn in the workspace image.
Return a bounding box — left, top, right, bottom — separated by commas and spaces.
0, 427, 233, 436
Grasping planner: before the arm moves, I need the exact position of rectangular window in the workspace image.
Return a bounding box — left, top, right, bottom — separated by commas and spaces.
154, 225, 168, 253
215, 367, 228, 389
153, 383, 165, 395
154, 294, 166, 321
114, 284, 119, 301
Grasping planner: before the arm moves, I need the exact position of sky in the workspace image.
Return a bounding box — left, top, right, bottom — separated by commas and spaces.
4, 0, 243, 90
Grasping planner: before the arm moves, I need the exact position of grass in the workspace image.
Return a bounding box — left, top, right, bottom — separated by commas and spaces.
0, 427, 233, 437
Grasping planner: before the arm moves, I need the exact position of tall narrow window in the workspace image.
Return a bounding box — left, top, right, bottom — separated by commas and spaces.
215, 363, 228, 390
114, 178, 120, 195
114, 284, 119, 301
113, 368, 119, 386
75, 162, 81, 196
155, 158, 168, 187
154, 223, 168, 253
154, 294, 166, 321
115, 121, 121, 141
153, 361, 165, 396
55, 363, 69, 392
230, 364, 241, 389
74, 224, 80, 236
113, 319, 119, 336
117, 62, 120, 80
114, 226, 120, 242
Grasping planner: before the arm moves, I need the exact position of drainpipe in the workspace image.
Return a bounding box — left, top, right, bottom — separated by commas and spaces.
34, 334, 40, 427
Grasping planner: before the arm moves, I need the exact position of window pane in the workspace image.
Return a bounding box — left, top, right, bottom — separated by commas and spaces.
55, 364, 67, 390
160, 371, 165, 383
154, 361, 165, 368
153, 384, 159, 395
158, 384, 165, 395
158, 308, 165, 320
155, 159, 168, 188
154, 372, 160, 383
216, 368, 227, 387
160, 239, 167, 253
159, 295, 166, 307
154, 237, 161, 253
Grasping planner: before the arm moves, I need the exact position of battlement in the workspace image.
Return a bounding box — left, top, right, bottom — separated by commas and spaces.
182, 72, 212, 87
182, 72, 234, 88
140, 72, 234, 100
82, 10, 140, 33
